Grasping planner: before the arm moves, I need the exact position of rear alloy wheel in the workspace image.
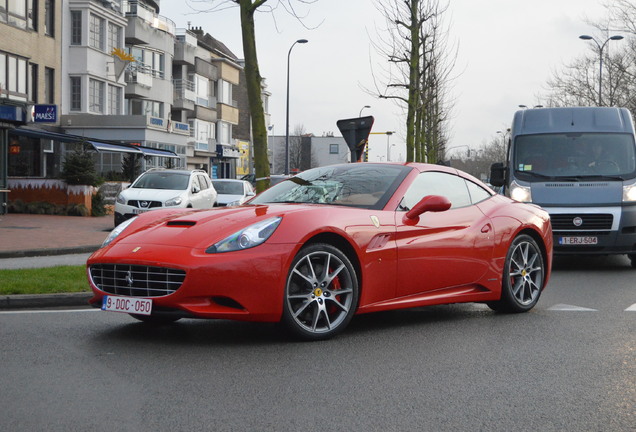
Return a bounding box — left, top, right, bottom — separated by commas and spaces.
488, 234, 544, 313
282, 243, 358, 340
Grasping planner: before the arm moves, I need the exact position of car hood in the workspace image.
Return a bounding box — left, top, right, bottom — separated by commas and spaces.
216, 193, 244, 205
120, 188, 186, 201
108, 204, 329, 251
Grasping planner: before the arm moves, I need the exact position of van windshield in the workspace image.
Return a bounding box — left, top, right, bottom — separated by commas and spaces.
513, 132, 636, 180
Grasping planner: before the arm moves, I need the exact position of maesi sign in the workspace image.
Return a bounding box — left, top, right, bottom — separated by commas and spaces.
33, 105, 57, 123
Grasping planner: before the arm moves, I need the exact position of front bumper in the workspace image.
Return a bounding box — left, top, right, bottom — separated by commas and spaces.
547, 204, 636, 255
87, 242, 296, 322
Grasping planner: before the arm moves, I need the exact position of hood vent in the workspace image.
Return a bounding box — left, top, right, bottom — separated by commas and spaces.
166, 220, 196, 227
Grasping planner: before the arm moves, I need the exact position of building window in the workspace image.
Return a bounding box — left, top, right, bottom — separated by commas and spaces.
107, 22, 121, 53
70, 10, 81, 45
28, 63, 38, 103
70, 76, 81, 111
2, 0, 36, 30
1, 53, 28, 99
108, 85, 121, 114
219, 80, 232, 105
218, 121, 231, 145
195, 75, 209, 107
44, 67, 54, 104
330, 144, 339, 154
44, 0, 54, 36
89, 78, 104, 113
89, 14, 104, 50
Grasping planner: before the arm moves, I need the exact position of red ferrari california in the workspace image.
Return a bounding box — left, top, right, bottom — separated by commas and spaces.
87, 163, 553, 340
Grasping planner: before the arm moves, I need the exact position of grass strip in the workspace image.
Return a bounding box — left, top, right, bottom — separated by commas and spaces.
0, 266, 90, 295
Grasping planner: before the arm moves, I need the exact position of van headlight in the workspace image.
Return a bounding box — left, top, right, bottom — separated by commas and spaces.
623, 183, 636, 202
510, 181, 532, 203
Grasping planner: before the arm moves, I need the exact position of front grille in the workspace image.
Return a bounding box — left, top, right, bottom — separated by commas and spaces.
550, 214, 613, 231
89, 264, 186, 297
127, 200, 162, 209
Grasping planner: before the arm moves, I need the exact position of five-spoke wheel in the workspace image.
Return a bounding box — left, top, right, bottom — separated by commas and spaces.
282, 243, 358, 340
488, 234, 544, 313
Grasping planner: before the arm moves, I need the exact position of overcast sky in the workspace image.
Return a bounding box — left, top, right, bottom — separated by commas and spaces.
161, 0, 610, 162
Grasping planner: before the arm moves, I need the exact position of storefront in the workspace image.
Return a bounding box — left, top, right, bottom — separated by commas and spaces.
0, 102, 28, 215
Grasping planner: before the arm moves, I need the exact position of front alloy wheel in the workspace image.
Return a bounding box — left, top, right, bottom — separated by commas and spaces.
282, 243, 358, 340
488, 234, 544, 313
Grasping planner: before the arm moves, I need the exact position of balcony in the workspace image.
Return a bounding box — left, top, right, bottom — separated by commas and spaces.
173, 79, 196, 111
125, 1, 176, 44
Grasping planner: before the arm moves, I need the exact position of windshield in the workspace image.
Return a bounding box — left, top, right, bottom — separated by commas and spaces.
513, 132, 636, 180
250, 164, 411, 209
212, 181, 244, 195
132, 172, 189, 190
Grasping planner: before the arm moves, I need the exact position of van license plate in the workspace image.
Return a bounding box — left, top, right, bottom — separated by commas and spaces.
102, 296, 152, 315
559, 236, 598, 245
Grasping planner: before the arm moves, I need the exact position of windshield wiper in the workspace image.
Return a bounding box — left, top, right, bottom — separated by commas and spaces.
572, 174, 625, 181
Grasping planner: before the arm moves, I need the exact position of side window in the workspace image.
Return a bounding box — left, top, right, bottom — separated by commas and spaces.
465, 180, 492, 204
191, 175, 201, 191
197, 175, 209, 189
401, 171, 472, 210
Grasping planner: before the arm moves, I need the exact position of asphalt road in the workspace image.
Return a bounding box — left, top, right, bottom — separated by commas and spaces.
0, 255, 634, 432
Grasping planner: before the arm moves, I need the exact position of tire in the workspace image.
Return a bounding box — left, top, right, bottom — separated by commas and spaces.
282, 243, 359, 341
129, 314, 181, 324
487, 234, 545, 313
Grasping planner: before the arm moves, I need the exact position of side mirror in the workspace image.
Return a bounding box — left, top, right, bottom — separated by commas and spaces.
404, 195, 451, 222
489, 162, 506, 187
192, 185, 201, 194
246, 191, 256, 197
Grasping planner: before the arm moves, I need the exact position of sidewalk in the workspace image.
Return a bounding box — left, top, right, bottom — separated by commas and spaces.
0, 213, 113, 310
0, 213, 113, 258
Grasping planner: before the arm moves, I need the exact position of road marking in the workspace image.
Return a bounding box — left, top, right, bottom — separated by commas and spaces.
626, 304, 636, 312
547, 304, 598, 311
0, 309, 99, 315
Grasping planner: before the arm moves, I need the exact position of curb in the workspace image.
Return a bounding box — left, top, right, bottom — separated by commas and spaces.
0, 292, 93, 310
0, 245, 100, 259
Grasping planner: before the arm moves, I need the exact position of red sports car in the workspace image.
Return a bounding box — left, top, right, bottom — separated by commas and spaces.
87, 163, 553, 340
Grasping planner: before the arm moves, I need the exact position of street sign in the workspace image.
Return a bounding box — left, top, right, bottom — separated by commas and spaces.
336, 115, 374, 162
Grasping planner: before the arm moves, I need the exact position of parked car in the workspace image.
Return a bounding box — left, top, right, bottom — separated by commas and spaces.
212, 179, 255, 207
114, 169, 217, 226
89, 162, 553, 340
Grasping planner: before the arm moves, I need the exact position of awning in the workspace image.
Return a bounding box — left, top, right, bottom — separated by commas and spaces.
87, 140, 142, 154
9, 128, 179, 158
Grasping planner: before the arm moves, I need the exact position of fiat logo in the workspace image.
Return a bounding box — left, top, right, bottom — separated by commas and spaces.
573, 217, 583, 227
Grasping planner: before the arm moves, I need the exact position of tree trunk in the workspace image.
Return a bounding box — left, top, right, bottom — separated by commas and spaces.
238, 0, 270, 192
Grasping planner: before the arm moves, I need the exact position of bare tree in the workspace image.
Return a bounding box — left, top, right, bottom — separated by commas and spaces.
187, 0, 317, 191
275, 124, 306, 172
370, 0, 456, 163
542, 2, 636, 111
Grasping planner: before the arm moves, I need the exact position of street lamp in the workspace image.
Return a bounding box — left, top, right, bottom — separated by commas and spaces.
285, 38, 308, 175
359, 105, 371, 117
579, 34, 624, 106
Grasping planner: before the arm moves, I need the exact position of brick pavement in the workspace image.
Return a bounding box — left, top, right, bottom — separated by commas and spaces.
0, 213, 113, 257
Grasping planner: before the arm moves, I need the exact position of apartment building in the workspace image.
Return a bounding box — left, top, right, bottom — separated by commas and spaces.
1, 0, 62, 213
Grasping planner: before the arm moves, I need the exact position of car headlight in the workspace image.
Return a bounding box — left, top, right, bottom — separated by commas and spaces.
116, 194, 126, 205
226, 199, 242, 207
102, 217, 136, 248
510, 181, 532, 203
623, 182, 636, 202
165, 196, 183, 206
206, 217, 282, 253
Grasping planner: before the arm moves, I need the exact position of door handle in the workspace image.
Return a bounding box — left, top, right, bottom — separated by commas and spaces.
481, 224, 492, 234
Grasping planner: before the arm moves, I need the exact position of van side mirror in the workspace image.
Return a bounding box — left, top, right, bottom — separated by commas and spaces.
490, 162, 506, 187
